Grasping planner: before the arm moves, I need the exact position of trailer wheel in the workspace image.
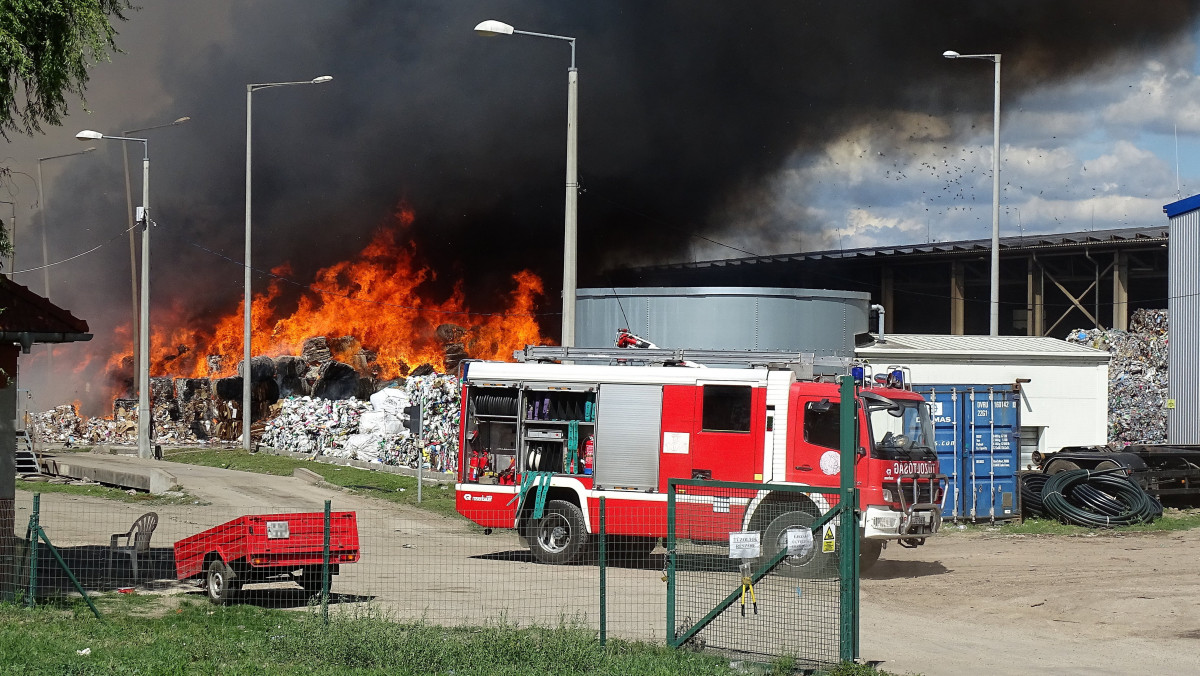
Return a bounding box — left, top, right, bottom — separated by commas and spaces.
1046, 460, 1081, 474
299, 567, 331, 596
860, 539, 883, 572
206, 559, 236, 605
530, 500, 589, 564
758, 508, 837, 579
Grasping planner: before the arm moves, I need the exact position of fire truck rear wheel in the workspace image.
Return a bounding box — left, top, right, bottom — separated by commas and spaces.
860, 539, 883, 571
530, 500, 589, 564
760, 509, 837, 579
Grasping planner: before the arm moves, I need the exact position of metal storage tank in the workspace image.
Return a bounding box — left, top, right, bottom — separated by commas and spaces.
575, 287, 870, 356
1164, 194, 1200, 444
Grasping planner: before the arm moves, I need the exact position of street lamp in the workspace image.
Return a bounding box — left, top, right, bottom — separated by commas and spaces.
243, 76, 332, 450
0, 200, 14, 274
76, 129, 154, 459
122, 116, 190, 401
36, 147, 96, 298
944, 49, 1002, 336
475, 19, 579, 347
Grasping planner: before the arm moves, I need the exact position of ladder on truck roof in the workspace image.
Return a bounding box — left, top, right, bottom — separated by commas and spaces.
514, 345, 851, 371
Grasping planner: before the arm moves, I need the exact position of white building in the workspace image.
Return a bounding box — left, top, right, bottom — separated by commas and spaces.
857, 334, 1110, 470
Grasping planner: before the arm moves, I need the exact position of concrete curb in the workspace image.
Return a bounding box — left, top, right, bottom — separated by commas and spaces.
259, 446, 456, 484
292, 467, 324, 484
42, 456, 178, 495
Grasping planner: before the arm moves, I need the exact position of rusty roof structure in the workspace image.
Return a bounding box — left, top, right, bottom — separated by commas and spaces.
0, 277, 92, 352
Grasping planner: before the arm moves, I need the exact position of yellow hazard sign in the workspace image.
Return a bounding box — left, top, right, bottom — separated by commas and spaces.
822, 526, 836, 553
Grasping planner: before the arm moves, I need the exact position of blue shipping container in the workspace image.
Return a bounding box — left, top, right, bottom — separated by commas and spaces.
915, 385, 1020, 521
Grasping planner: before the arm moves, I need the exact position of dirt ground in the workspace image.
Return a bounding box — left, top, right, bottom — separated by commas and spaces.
861, 527, 1200, 675
13, 455, 1200, 675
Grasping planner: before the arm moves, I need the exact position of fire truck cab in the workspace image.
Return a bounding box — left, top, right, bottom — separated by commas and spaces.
455, 348, 943, 575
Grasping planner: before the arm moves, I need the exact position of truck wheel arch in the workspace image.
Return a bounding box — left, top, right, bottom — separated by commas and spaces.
744, 490, 829, 532
516, 480, 591, 534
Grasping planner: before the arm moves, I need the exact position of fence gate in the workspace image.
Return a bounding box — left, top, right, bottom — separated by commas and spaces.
666, 480, 857, 668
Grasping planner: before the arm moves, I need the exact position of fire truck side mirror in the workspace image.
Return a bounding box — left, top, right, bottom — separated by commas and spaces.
858, 446, 867, 457
403, 404, 422, 435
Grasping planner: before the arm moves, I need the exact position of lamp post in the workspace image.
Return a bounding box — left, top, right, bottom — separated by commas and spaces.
943, 50, 1001, 336
36, 147, 96, 298
243, 76, 332, 451
77, 130, 153, 459
0, 200, 14, 274
121, 117, 190, 401
475, 19, 579, 347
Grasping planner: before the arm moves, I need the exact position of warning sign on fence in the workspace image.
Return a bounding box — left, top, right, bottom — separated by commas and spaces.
822, 525, 837, 553
729, 531, 761, 559
786, 527, 813, 556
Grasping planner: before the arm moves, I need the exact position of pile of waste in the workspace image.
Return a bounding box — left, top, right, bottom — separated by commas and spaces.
1066, 308, 1168, 444
260, 374, 461, 470
261, 396, 372, 456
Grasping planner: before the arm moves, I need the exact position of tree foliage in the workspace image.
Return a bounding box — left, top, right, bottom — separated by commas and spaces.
0, 0, 133, 139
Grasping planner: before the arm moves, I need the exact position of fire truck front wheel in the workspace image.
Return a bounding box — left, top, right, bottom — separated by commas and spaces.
759, 509, 837, 579
529, 500, 589, 564
860, 539, 883, 571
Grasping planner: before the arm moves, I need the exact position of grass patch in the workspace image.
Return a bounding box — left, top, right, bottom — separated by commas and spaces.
15, 480, 201, 506
162, 448, 460, 519
943, 507, 1200, 536
0, 596, 747, 675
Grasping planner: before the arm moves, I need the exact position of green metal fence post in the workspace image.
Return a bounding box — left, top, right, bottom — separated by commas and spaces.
322, 499, 331, 623
27, 493, 39, 608
598, 496, 606, 647
838, 376, 860, 662
666, 481, 677, 647
34, 526, 101, 620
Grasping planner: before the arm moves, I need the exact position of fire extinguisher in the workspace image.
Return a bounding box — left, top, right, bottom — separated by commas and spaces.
583, 436, 595, 475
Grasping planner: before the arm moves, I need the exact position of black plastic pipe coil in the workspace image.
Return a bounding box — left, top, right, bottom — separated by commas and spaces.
1020, 473, 1049, 518
1039, 468, 1161, 527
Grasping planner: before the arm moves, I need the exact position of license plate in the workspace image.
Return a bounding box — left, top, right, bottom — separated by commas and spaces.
909, 514, 929, 526
266, 521, 291, 539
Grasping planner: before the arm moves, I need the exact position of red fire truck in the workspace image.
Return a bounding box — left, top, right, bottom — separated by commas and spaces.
455, 346, 943, 574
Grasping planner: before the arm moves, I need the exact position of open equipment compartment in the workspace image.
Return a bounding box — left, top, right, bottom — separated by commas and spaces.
464, 382, 520, 485
520, 382, 597, 476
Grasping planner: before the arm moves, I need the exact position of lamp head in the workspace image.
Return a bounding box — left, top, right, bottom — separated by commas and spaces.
474, 20, 514, 36
75, 130, 103, 140
311, 75, 333, 84
942, 50, 960, 59
172, 117, 191, 124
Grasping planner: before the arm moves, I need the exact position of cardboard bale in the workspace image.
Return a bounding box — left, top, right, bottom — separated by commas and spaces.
302, 336, 332, 364
312, 361, 358, 400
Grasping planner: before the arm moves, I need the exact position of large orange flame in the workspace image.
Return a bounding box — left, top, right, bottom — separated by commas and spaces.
104, 208, 548, 393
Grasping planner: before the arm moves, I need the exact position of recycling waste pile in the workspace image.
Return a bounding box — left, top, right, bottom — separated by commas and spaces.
1066, 308, 1168, 444
261, 374, 461, 471
29, 374, 461, 473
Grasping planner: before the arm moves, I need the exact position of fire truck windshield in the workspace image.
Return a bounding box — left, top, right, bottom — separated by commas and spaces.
866, 399, 935, 461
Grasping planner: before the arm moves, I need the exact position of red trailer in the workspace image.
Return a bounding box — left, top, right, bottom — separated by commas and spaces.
174, 511, 360, 604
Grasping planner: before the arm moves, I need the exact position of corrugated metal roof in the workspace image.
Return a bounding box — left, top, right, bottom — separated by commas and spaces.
858, 334, 1109, 360
632, 225, 1168, 272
